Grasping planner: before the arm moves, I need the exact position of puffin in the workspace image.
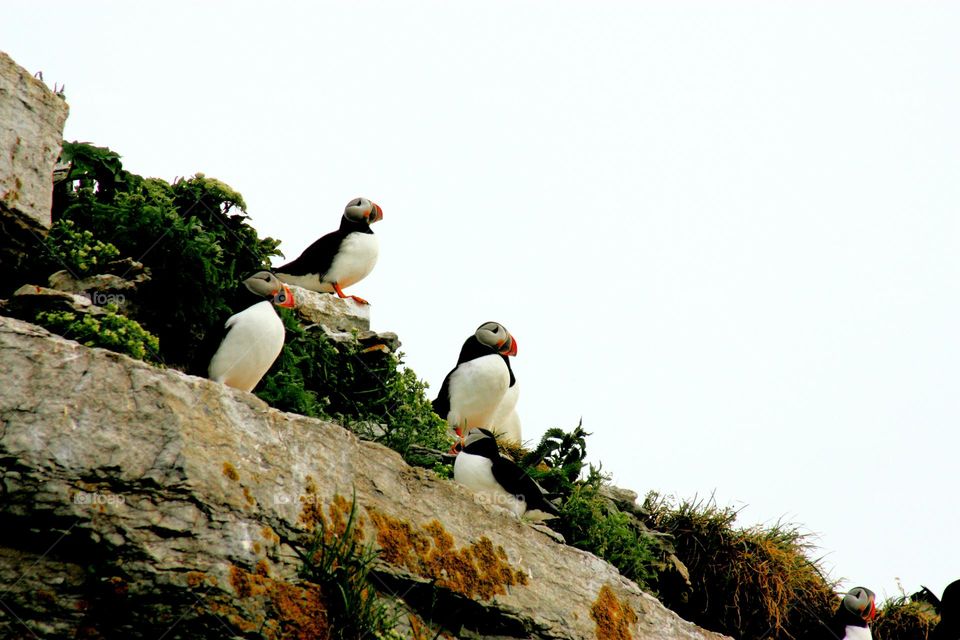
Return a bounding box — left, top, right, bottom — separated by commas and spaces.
825, 587, 877, 640
274, 197, 383, 304
453, 428, 559, 520
932, 579, 960, 640
432, 322, 518, 442
208, 271, 295, 392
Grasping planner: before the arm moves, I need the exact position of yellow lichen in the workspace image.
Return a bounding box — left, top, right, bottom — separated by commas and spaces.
222, 462, 239, 482
591, 584, 638, 640
370, 510, 528, 600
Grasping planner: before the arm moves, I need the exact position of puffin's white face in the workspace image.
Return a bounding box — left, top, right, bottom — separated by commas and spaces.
343, 197, 384, 225
475, 321, 518, 356
243, 271, 296, 308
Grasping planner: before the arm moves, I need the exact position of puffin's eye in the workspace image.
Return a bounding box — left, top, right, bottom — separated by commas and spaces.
265, 275, 272, 282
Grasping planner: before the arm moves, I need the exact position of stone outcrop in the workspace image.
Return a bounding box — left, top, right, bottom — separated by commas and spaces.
0, 314, 730, 640
0, 51, 68, 229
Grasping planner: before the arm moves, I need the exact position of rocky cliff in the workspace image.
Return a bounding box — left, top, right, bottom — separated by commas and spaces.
0, 314, 728, 640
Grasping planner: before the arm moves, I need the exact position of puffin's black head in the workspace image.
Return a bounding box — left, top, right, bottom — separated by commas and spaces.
342, 197, 384, 225
243, 271, 296, 308
838, 586, 877, 627
475, 321, 518, 357
461, 428, 500, 460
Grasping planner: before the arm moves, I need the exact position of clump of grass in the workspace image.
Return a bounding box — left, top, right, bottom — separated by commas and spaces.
34, 306, 161, 363
642, 494, 837, 640
873, 596, 939, 640
294, 494, 398, 640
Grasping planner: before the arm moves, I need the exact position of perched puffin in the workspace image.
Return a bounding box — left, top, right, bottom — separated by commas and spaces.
826, 587, 877, 640
432, 322, 518, 442
274, 197, 383, 304
208, 271, 295, 392
453, 428, 559, 520
932, 579, 960, 640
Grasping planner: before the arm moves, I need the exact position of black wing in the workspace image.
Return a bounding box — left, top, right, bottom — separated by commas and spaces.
491, 458, 559, 517
432, 369, 454, 419
275, 229, 345, 277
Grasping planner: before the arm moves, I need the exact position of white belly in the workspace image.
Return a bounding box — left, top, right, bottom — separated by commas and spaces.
446, 355, 510, 432
842, 627, 872, 640
325, 232, 379, 289
208, 301, 285, 392
489, 382, 522, 444
454, 452, 526, 517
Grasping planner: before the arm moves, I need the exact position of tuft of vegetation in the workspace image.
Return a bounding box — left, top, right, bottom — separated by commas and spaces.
294, 494, 399, 640
257, 310, 452, 464
642, 494, 837, 640
33, 307, 161, 363
517, 424, 660, 589
873, 596, 939, 640
45, 219, 120, 275
52, 141, 281, 371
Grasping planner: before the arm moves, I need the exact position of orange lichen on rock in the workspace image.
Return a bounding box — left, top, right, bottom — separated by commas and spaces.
222, 462, 239, 482
298, 485, 365, 544
227, 564, 329, 640
369, 510, 529, 601
242, 486, 255, 506
591, 584, 638, 640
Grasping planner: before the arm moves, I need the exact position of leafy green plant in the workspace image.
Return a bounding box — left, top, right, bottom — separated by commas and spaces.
45, 219, 121, 275
558, 467, 659, 587
52, 142, 282, 372
34, 307, 161, 363
294, 494, 398, 640
257, 313, 452, 463
642, 494, 837, 640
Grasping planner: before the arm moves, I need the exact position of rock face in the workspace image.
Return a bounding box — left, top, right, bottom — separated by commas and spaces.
0, 51, 68, 229
0, 314, 730, 640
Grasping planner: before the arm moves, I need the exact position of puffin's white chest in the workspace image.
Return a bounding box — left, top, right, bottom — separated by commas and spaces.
446, 355, 510, 431
490, 381, 521, 444
842, 627, 872, 640
208, 300, 285, 392
453, 452, 526, 517
326, 232, 379, 288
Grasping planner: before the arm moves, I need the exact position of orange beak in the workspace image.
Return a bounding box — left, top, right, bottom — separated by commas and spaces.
499, 335, 518, 357
865, 599, 877, 623
367, 203, 384, 223
274, 284, 296, 308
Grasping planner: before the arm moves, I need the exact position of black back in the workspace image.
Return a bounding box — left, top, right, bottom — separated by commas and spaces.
823, 603, 868, 640
275, 216, 373, 277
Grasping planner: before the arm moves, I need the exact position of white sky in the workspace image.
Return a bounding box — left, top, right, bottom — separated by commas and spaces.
5, 1, 958, 603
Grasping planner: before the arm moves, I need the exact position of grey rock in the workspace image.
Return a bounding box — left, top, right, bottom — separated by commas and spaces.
0, 314, 729, 640
287, 283, 370, 332
0, 52, 69, 229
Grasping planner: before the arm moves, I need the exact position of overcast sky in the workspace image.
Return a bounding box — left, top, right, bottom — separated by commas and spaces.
5, 1, 958, 603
